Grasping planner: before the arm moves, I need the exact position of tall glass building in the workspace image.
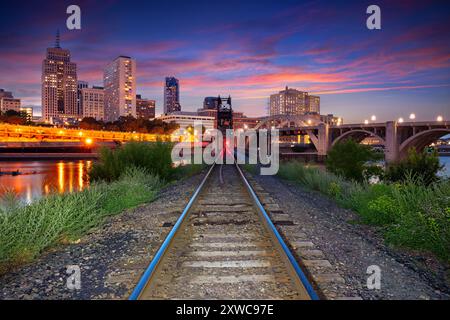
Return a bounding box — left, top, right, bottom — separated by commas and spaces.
164, 77, 180, 114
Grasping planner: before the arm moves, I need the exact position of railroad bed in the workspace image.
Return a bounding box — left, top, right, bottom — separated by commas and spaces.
132, 163, 316, 300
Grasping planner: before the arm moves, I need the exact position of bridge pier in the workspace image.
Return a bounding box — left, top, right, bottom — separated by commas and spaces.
317, 123, 330, 159
385, 121, 399, 164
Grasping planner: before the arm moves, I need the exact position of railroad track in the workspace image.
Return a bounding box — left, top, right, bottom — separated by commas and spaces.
130, 162, 318, 300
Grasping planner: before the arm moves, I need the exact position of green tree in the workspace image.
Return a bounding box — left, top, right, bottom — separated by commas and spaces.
325, 139, 382, 182
385, 148, 443, 185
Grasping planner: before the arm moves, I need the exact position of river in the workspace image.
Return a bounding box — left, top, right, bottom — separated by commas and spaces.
0, 160, 92, 204
440, 156, 450, 177
0, 157, 449, 204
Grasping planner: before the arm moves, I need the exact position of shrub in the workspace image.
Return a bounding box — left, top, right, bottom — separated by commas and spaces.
326, 139, 382, 182
385, 148, 443, 185
90, 141, 175, 182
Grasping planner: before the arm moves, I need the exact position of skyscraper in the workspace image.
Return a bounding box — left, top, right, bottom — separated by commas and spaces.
164, 76, 180, 114
103, 56, 136, 122
41, 32, 78, 123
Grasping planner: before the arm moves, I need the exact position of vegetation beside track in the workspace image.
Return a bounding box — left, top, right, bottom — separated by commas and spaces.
0, 142, 205, 274
276, 144, 450, 262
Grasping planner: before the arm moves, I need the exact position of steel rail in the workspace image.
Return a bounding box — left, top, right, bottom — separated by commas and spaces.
234, 161, 319, 300
129, 159, 319, 300
129, 163, 216, 300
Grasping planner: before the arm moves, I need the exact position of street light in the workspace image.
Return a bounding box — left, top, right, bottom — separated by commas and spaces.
409, 113, 416, 120
398, 117, 404, 123
364, 119, 369, 125
371, 115, 376, 121
437, 115, 443, 122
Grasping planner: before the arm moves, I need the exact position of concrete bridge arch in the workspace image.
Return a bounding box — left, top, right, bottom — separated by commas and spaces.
398, 128, 450, 159
331, 129, 386, 147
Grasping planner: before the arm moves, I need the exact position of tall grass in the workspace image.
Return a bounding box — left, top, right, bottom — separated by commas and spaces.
90, 141, 175, 182
277, 161, 450, 261
0, 167, 161, 274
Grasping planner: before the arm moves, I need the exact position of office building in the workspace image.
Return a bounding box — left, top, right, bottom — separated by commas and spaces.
164, 77, 180, 114
159, 111, 214, 131
269, 87, 309, 116
19, 107, 33, 121
0, 89, 21, 112
81, 86, 105, 121
203, 97, 220, 110
136, 94, 155, 120
306, 95, 320, 114
77, 81, 88, 115
104, 56, 136, 122
42, 32, 78, 122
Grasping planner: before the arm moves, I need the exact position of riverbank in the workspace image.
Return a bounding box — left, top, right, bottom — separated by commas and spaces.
0, 170, 205, 299
0, 167, 163, 274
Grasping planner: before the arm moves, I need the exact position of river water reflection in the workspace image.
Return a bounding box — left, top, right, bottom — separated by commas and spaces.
0, 160, 92, 204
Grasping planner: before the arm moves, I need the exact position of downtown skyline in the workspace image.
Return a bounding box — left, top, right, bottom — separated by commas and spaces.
1, 0, 450, 123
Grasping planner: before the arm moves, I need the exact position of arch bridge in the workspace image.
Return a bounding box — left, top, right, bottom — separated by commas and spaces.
267, 116, 449, 163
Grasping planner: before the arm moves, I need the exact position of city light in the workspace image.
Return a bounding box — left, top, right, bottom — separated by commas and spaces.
244, 124, 248, 130
437, 115, 443, 122
85, 138, 93, 145
307, 119, 312, 125
364, 119, 369, 125
398, 117, 404, 123
371, 115, 376, 121
409, 113, 416, 120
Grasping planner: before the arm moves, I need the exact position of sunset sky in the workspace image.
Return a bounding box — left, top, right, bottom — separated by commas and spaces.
1, 0, 449, 122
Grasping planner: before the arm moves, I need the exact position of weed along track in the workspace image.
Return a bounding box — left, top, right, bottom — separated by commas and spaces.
130, 163, 317, 300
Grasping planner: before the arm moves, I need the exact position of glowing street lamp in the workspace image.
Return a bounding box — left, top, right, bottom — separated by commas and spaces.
371, 115, 376, 121
409, 113, 416, 120
364, 119, 369, 125
85, 138, 93, 145
398, 117, 404, 123
437, 115, 443, 122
